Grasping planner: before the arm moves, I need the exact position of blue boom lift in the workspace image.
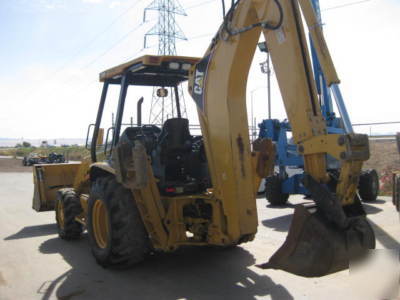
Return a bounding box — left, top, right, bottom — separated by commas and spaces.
258, 0, 379, 205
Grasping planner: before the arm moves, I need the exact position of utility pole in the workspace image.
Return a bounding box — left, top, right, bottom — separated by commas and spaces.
144, 0, 187, 125
258, 42, 272, 119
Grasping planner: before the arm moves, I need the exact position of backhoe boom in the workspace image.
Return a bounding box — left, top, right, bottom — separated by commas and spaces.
189, 0, 374, 276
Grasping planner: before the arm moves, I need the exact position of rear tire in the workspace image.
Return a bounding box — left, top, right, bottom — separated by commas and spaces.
87, 176, 151, 268
265, 175, 289, 206
55, 188, 83, 239
358, 169, 379, 202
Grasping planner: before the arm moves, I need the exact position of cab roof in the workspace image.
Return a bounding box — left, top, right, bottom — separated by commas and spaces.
99, 55, 201, 87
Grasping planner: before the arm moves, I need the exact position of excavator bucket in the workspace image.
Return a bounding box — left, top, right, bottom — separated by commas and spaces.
259, 175, 375, 277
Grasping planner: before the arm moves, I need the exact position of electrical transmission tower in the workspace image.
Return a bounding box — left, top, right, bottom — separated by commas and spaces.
144, 0, 187, 124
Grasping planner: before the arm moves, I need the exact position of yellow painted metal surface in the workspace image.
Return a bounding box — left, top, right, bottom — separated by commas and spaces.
131, 158, 169, 250
33, 0, 370, 256
97, 128, 104, 146
189, 0, 268, 242
32, 163, 81, 212
92, 199, 110, 249
254, 0, 368, 202
99, 55, 200, 82
187, 0, 369, 239
76, 194, 89, 225
337, 160, 363, 205
256, 0, 330, 183
298, 0, 340, 85
299, 134, 346, 159
73, 161, 91, 194
161, 194, 230, 248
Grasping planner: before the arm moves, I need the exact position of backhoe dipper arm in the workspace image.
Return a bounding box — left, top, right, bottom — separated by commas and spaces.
190, 0, 369, 209
189, 0, 374, 277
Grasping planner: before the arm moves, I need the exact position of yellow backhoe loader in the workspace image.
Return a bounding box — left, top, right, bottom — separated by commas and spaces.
32, 0, 375, 277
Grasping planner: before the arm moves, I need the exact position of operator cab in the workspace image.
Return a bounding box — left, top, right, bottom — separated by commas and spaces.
91, 55, 210, 196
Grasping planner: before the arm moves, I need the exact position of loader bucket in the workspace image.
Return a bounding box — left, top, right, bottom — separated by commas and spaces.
259, 175, 375, 277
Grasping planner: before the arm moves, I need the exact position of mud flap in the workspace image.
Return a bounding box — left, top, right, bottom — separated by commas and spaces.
259, 174, 375, 277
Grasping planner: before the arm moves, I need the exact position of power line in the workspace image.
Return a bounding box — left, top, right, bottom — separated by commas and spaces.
35, 22, 208, 104
70, 30, 214, 100
29, 27, 213, 109
183, 0, 210, 6
26, 17, 151, 103
181, 32, 214, 42
121, 43, 159, 63
184, 0, 216, 10
30, 21, 214, 102
19, 0, 147, 100
57, 43, 160, 101
68, 80, 98, 99
81, 21, 148, 69
142, 31, 213, 52
24, 0, 212, 100
145, 31, 213, 48
49, 0, 148, 76
69, 45, 157, 98
23, 0, 216, 104
322, 0, 372, 11
145, 0, 188, 124
353, 121, 400, 126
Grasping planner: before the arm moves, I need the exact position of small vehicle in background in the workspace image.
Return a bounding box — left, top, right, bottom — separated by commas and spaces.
47, 152, 65, 163
22, 153, 45, 166
23, 152, 65, 166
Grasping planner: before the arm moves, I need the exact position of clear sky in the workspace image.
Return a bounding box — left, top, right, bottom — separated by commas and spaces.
1, 0, 399, 140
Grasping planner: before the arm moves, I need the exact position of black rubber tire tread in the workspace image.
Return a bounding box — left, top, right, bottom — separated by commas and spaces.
55, 188, 83, 240
358, 169, 379, 202
265, 175, 289, 205
87, 176, 151, 268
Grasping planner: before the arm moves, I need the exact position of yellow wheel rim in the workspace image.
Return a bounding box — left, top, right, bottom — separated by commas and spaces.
92, 199, 110, 249
57, 201, 65, 230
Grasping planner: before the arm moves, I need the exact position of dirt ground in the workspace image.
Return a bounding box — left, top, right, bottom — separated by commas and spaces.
0, 158, 32, 173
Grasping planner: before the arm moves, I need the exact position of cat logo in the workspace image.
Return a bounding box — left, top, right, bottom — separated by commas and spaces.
190, 53, 212, 111
193, 70, 204, 95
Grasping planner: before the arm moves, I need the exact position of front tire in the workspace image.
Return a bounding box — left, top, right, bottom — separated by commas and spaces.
265, 175, 289, 206
358, 169, 379, 202
87, 176, 151, 268
55, 188, 83, 239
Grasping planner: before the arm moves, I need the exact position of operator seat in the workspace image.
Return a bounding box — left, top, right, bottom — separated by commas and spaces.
157, 118, 192, 163
152, 118, 192, 184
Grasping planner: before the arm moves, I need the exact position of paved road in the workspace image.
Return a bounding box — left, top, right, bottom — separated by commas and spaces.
0, 172, 398, 300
